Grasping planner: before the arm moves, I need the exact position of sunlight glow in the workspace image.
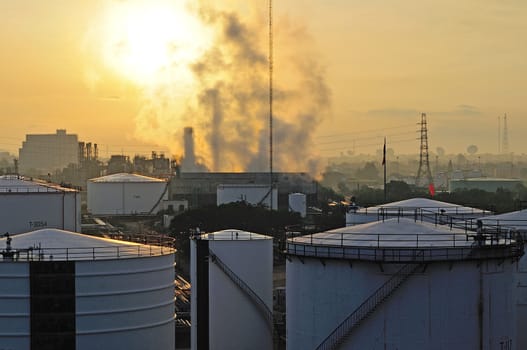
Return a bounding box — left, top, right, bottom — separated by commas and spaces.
97, 0, 211, 86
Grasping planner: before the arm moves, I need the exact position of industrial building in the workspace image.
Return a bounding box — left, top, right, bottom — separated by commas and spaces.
190, 229, 273, 350
87, 173, 168, 215
0, 175, 80, 234
449, 177, 523, 193
19, 129, 79, 175
0, 228, 176, 350
346, 197, 491, 226
285, 218, 522, 349
170, 172, 317, 210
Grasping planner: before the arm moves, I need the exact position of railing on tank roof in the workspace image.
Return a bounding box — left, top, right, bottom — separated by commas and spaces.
286, 230, 524, 263
0, 234, 175, 262
191, 230, 267, 240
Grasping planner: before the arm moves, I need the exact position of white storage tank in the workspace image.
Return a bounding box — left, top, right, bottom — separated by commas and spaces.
288, 193, 307, 218
478, 210, 527, 350
190, 229, 273, 350
286, 218, 522, 350
0, 229, 175, 350
217, 184, 278, 210
0, 175, 80, 233
87, 173, 168, 215
346, 197, 491, 226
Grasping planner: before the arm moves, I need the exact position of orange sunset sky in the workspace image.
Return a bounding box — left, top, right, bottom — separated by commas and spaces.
1, 0, 526, 171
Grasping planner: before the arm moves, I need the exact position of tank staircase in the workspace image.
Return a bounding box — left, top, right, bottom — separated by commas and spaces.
315, 253, 425, 350
208, 249, 274, 333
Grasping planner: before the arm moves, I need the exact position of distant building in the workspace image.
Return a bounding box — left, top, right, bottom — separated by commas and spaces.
170, 172, 318, 210
19, 129, 78, 175
449, 177, 522, 192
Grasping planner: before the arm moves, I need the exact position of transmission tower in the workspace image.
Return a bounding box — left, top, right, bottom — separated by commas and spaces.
416, 113, 434, 187
502, 113, 509, 154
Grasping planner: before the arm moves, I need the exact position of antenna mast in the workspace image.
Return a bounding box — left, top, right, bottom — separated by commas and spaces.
269, 0, 274, 209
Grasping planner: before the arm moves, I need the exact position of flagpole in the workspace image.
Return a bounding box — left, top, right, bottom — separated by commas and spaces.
383, 137, 387, 202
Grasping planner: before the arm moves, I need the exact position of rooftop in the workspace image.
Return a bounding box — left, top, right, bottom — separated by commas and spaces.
89, 173, 166, 183
0, 229, 174, 261
197, 229, 271, 241
0, 175, 78, 193
286, 218, 523, 263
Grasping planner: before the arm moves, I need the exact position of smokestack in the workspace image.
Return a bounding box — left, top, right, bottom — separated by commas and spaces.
182, 127, 196, 171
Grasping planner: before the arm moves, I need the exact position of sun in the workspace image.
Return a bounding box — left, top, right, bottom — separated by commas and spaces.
95, 0, 211, 86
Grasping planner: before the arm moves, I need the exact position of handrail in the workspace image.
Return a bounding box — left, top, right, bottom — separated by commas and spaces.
208, 249, 273, 332
315, 252, 425, 350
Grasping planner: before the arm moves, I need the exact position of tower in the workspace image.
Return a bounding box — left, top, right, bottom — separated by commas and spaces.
502, 113, 509, 154
416, 113, 434, 188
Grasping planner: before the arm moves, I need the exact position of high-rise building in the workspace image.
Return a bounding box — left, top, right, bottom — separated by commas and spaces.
19, 129, 79, 175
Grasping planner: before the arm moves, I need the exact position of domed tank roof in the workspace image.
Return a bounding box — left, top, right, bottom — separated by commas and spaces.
356, 197, 489, 214
479, 209, 527, 231
88, 173, 166, 183
292, 218, 472, 248
200, 229, 271, 241
0, 229, 172, 260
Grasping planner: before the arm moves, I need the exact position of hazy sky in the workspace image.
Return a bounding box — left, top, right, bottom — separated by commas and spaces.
1, 0, 526, 169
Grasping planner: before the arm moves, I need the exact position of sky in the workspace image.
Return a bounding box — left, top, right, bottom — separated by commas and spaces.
1, 0, 526, 171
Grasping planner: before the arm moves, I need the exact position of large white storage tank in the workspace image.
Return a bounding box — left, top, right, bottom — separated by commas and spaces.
286, 218, 522, 350
0, 229, 175, 350
346, 197, 491, 226
0, 175, 80, 233
87, 173, 168, 215
478, 210, 527, 350
288, 193, 307, 218
190, 229, 273, 350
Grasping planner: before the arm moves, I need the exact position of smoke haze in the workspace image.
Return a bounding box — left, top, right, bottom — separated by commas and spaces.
133, 1, 331, 173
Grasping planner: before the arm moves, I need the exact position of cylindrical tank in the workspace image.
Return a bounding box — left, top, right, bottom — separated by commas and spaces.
87, 173, 167, 215
288, 193, 306, 218
0, 175, 81, 233
0, 229, 175, 350
479, 210, 527, 350
346, 197, 491, 226
286, 218, 521, 350
190, 229, 273, 350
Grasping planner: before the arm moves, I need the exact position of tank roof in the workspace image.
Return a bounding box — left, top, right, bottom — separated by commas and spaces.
0, 175, 78, 193
356, 197, 489, 214
479, 209, 527, 232
293, 218, 472, 248
200, 229, 271, 241
286, 218, 523, 262
0, 229, 173, 261
89, 173, 166, 183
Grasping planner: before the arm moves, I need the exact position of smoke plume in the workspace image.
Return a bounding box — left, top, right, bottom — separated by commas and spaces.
136, 1, 331, 173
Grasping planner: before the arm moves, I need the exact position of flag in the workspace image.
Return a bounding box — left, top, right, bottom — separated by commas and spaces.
381, 138, 386, 166
428, 183, 435, 196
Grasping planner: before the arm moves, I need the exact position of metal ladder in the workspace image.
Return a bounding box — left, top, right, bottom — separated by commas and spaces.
315, 255, 425, 350
208, 249, 274, 332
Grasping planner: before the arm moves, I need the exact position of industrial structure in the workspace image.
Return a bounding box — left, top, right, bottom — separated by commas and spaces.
288, 193, 307, 218
345, 197, 491, 226
449, 177, 522, 193
0, 228, 175, 350
190, 229, 273, 350
415, 113, 434, 189
285, 218, 523, 349
0, 175, 80, 233
170, 172, 317, 210
217, 184, 278, 210
19, 129, 79, 175
87, 173, 168, 216
476, 210, 527, 350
